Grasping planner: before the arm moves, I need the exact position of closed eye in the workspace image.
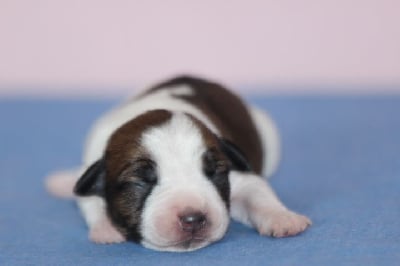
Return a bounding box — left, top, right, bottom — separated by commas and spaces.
119, 158, 158, 184
203, 149, 231, 178
215, 161, 230, 175
132, 158, 158, 184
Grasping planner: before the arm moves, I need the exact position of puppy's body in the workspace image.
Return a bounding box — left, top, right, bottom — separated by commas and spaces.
46, 76, 310, 252
84, 77, 278, 176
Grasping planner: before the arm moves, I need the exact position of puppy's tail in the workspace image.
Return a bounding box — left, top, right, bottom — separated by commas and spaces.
45, 169, 80, 199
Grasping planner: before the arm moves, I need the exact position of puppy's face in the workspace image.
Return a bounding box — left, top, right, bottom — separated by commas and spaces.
75, 110, 235, 251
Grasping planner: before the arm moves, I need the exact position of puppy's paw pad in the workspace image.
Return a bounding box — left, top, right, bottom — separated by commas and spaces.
258, 211, 311, 238
89, 218, 126, 244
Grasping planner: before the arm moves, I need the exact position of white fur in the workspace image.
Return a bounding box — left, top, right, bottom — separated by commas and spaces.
229, 171, 311, 237
77, 196, 106, 228
248, 106, 281, 178
46, 81, 309, 251
140, 113, 229, 251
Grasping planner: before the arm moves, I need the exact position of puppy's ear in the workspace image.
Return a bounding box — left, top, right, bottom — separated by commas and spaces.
74, 159, 106, 197
219, 138, 252, 172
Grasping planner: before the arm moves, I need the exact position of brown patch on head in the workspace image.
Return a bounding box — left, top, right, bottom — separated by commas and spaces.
105, 109, 172, 180
103, 109, 172, 241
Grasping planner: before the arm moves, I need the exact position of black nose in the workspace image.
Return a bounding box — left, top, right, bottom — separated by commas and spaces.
179, 212, 207, 233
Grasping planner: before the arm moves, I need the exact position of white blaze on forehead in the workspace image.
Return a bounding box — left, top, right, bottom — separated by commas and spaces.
142, 112, 206, 183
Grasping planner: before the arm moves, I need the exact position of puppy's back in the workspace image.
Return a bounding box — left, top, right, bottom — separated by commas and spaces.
147, 76, 264, 174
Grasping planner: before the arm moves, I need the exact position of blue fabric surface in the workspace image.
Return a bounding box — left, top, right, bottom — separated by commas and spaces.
0, 95, 399, 265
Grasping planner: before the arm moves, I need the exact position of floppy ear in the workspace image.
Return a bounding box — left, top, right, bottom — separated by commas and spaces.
74, 159, 106, 197
219, 138, 252, 172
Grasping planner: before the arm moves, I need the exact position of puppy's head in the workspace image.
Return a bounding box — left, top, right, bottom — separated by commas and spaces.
75, 109, 249, 252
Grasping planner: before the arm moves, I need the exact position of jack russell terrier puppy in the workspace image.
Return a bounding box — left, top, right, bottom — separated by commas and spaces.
46, 76, 311, 252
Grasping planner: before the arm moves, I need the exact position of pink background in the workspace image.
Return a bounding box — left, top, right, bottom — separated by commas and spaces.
1, 0, 399, 96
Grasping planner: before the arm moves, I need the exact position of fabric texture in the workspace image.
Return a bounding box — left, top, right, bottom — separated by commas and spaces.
0, 95, 399, 265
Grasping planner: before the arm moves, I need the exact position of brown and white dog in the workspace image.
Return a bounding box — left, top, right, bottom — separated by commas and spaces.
46, 76, 311, 252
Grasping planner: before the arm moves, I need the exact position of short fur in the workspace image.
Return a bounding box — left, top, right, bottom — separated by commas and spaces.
148, 76, 263, 173
45, 75, 311, 252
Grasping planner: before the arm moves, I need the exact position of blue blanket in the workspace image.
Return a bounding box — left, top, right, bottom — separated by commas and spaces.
1, 95, 399, 265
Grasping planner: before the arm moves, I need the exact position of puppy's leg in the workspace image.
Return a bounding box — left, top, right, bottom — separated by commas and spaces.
46, 168, 125, 244
78, 196, 126, 244
229, 171, 311, 237
45, 169, 81, 199
74, 168, 125, 244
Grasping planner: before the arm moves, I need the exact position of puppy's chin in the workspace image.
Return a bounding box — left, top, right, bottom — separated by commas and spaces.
141, 215, 229, 252
141, 234, 223, 252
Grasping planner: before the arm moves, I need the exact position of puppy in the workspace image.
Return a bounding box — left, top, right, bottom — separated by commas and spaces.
46, 76, 311, 252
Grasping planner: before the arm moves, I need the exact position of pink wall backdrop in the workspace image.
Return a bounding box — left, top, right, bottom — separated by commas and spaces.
1, 0, 399, 96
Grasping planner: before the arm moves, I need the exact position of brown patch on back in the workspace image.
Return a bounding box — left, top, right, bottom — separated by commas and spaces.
149, 76, 263, 174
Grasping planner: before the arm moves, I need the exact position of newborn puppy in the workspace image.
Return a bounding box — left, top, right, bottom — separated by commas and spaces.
46, 76, 311, 252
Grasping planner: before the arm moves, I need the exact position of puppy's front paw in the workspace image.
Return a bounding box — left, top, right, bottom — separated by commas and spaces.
89, 217, 126, 244
257, 210, 312, 238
